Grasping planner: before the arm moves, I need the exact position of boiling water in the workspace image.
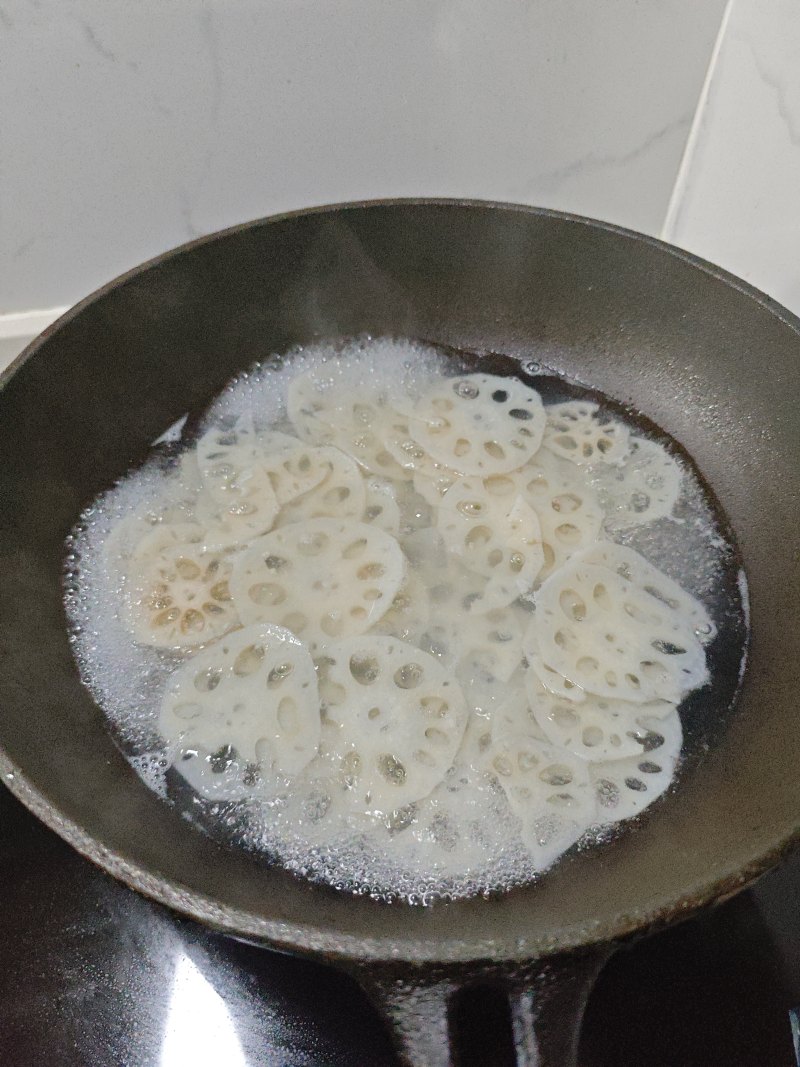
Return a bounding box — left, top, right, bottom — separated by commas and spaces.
65, 338, 747, 904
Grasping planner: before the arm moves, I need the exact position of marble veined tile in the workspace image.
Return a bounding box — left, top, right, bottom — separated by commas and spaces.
664, 0, 800, 317
0, 0, 725, 313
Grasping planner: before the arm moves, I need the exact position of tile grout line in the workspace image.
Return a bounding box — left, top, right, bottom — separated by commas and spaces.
660, 0, 735, 242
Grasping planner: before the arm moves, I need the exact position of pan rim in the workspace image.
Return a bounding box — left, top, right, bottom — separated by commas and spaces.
2, 197, 799, 966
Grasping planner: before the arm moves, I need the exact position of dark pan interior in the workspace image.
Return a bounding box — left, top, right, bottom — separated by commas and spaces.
0, 201, 798, 965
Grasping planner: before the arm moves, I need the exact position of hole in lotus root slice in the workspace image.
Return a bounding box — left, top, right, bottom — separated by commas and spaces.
590, 710, 683, 823
362, 477, 401, 536
543, 401, 630, 466
593, 436, 683, 530
126, 542, 240, 649
532, 558, 708, 704
481, 450, 604, 581
371, 568, 431, 643
488, 730, 595, 871
160, 622, 320, 777
229, 518, 405, 644
437, 478, 545, 610
275, 447, 367, 526
317, 636, 468, 812
404, 373, 546, 476
525, 667, 678, 761
576, 542, 716, 642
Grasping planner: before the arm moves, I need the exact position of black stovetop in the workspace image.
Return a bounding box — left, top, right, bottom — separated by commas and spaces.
1, 785, 798, 1067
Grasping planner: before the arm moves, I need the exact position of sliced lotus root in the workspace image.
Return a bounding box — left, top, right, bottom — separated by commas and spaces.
401, 528, 490, 629
331, 400, 412, 481
194, 480, 279, 549
195, 419, 298, 473
532, 559, 708, 703
131, 521, 208, 562
594, 436, 683, 529
437, 478, 544, 610
412, 468, 460, 507
371, 568, 431, 643
395, 483, 435, 542
455, 660, 531, 735
381, 409, 462, 485
276, 447, 366, 526
402, 373, 546, 477
102, 475, 199, 574
480, 450, 604, 580
491, 685, 549, 746
127, 541, 239, 648
452, 709, 496, 774
543, 401, 630, 466
160, 623, 320, 776
286, 368, 333, 444
444, 603, 528, 683
394, 732, 535, 878
362, 477, 401, 536
256, 428, 305, 452
193, 427, 280, 545
196, 424, 266, 501
195, 419, 255, 474
170, 745, 263, 803
288, 367, 411, 480
230, 518, 405, 644
421, 565, 492, 649
577, 542, 716, 641
488, 731, 595, 870
267, 759, 367, 848
315, 636, 467, 811
529, 656, 588, 704
590, 710, 683, 823
525, 669, 677, 762
263, 444, 330, 506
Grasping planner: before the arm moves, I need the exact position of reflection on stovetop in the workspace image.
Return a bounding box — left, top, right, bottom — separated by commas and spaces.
1, 787, 797, 1067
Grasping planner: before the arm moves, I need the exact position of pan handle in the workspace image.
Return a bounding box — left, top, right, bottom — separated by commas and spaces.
354, 945, 611, 1067
361, 970, 459, 1067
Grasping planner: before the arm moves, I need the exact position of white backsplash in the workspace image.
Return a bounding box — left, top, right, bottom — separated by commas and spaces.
663, 0, 800, 318
0, 0, 727, 316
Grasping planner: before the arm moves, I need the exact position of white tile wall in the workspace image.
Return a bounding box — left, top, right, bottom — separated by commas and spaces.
0, 0, 727, 316
663, 0, 800, 317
